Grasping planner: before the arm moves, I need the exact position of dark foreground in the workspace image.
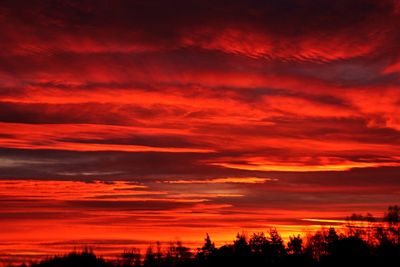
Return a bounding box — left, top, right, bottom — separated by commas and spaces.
10, 206, 400, 267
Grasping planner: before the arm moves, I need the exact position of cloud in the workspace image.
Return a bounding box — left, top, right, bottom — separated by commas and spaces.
161, 177, 274, 184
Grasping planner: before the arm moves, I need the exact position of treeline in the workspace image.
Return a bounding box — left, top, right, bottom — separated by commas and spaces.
14, 206, 400, 267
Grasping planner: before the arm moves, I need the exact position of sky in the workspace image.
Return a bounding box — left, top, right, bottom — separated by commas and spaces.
1, 0, 400, 264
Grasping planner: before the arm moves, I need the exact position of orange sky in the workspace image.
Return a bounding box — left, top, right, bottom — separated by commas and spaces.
1, 0, 400, 265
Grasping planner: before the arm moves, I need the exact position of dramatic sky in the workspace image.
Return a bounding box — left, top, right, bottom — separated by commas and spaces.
1, 0, 400, 264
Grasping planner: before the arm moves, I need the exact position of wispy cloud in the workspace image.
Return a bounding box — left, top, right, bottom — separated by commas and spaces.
161, 177, 274, 184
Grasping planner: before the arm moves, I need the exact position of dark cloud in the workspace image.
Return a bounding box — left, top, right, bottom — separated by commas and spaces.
0, 148, 261, 180
0, 101, 197, 126
66, 200, 194, 211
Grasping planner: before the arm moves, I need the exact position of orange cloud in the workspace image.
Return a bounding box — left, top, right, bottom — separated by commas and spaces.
161, 177, 273, 184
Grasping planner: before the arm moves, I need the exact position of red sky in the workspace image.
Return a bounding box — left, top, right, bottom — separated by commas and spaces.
1, 0, 400, 264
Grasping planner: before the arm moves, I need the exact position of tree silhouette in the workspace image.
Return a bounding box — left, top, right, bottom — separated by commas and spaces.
12, 206, 400, 267
143, 247, 156, 267
120, 249, 141, 267
197, 234, 216, 265
287, 235, 302, 255
30, 250, 111, 267
249, 232, 269, 254
326, 235, 371, 267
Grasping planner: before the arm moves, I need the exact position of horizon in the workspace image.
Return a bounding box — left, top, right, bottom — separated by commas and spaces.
1, 0, 400, 266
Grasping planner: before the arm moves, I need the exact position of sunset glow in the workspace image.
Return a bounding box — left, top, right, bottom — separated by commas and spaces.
1, 0, 400, 265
